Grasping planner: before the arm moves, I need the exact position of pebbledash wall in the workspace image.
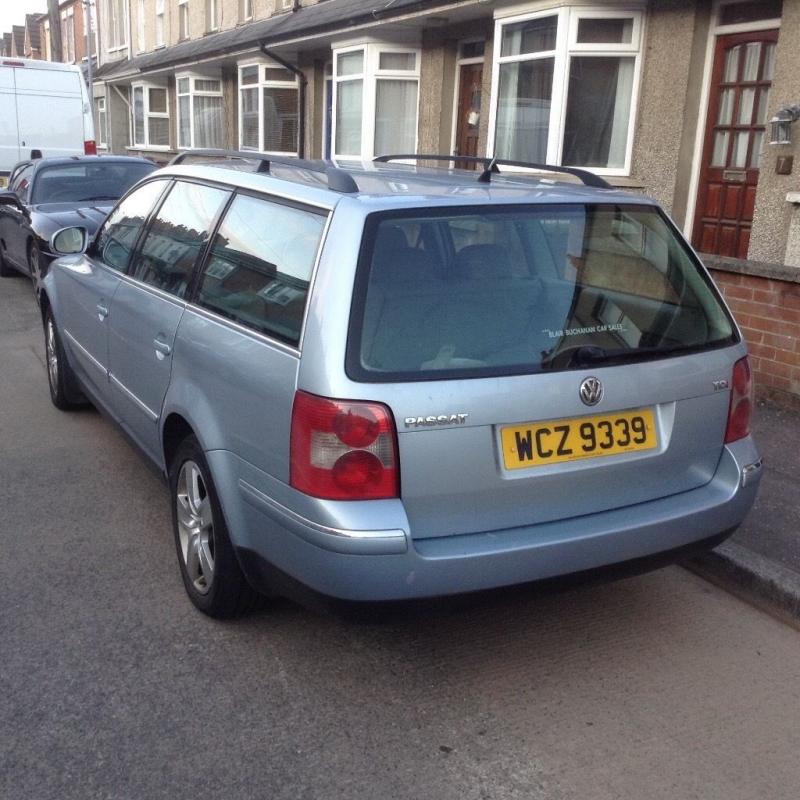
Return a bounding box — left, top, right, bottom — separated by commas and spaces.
706, 256, 800, 408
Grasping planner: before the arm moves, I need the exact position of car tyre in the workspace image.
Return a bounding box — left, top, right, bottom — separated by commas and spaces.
170, 435, 262, 618
44, 308, 85, 410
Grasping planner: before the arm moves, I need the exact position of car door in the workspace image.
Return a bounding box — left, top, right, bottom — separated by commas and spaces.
55, 178, 170, 401
0, 162, 33, 270
107, 179, 231, 463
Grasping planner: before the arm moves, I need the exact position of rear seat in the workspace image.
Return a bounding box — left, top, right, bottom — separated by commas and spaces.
363, 234, 562, 371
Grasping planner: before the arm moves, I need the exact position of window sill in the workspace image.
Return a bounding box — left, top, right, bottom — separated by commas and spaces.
126, 145, 172, 153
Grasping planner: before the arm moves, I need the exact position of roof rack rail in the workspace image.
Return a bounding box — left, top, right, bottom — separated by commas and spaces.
373, 154, 611, 189
169, 149, 359, 194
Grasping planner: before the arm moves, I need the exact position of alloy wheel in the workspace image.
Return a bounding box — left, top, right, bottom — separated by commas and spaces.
46, 318, 59, 390
176, 460, 215, 595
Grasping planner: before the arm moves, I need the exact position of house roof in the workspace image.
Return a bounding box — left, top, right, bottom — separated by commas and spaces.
132, 0, 457, 72
25, 14, 41, 52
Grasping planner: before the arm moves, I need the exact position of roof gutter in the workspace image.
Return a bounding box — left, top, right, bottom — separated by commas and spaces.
260, 42, 307, 159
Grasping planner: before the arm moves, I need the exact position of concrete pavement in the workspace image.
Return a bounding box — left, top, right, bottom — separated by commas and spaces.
2, 272, 800, 800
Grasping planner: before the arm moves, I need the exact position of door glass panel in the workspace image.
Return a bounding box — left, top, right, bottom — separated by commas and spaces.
711, 131, 729, 167
750, 130, 763, 168
496, 58, 554, 163
731, 131, 749, 168
742, 42, 761, 81
756, 87, 770, 124
719, 0, 782, 26
723, 46, 740, 82
132, 181, 230, 298
762, 43, 776, 80
500, 16, 558, 56
94, 180, 169, 272
718, 88, 734, 124
738, 87, 755, 124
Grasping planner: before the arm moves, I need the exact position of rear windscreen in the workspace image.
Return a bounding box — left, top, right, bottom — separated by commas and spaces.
346, 204, 737, 381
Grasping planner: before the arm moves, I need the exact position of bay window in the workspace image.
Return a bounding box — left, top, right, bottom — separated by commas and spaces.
238, 62, 299, 155
333, 45, 420, 160
132, 83, 170, 148
177, 74, 225, 150
490, 7, 643, 174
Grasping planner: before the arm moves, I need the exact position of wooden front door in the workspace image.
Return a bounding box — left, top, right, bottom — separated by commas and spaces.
454, 63, 483, 163
692, 30, 778, 258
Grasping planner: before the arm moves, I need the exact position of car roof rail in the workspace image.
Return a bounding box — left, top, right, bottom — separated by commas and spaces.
373, 154, 611, 189
168, 149, 359, 194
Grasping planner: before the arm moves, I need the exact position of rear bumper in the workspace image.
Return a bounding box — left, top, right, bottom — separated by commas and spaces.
214, 437, 762, 603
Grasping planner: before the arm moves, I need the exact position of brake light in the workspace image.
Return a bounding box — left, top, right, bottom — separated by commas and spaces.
84, 140, 97, 155
290, 391, 399, 500
725, 356, 753, 443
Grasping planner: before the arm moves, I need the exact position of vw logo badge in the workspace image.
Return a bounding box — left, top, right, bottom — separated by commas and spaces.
579, 376, 603, 406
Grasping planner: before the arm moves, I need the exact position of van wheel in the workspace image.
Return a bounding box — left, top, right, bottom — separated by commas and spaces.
170, 435, 262, 618
44, 309, 84, 410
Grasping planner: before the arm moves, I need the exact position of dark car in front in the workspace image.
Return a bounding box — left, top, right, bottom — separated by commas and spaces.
0, 156, 157, 297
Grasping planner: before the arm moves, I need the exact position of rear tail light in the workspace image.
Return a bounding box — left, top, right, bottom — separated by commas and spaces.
84, 140, 97, 155
290, 391, 399, 500
725, 356, 753, 443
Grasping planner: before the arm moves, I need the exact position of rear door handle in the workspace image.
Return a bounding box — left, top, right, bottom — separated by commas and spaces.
96, 303, 109, 320
153, 337, 172, 357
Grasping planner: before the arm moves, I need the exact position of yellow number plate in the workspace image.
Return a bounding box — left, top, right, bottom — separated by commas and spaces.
0, 177, 7, 188
501, 408, 657, 469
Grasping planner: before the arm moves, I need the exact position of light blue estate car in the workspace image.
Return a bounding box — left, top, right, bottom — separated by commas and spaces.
41, 153, 762, 617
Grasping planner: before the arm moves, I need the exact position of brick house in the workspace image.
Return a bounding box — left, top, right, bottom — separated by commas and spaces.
87, 0, 800, 401
37, 0, 98, 66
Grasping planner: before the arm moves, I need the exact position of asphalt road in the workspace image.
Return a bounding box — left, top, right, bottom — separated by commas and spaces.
2, 272, 800, 800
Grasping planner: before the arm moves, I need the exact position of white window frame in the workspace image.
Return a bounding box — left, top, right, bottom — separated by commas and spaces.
331, 43, 421, 161
96, 96, 108, 147
155, 0, 165, 48
178, 0, 189, 40
487, 6, 645, 176
208, 0, 220, 32
177, 72, 225, 150
106, 0, 129, 52
61, 8, 75, 63
137, 0, 145, 52
241, 0, 254, 22
237, 59, 300, 156
131, 82, 170, 150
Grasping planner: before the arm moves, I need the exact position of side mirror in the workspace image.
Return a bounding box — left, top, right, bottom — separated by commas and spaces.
0, 190, 24, 211
50, 226, 88, 256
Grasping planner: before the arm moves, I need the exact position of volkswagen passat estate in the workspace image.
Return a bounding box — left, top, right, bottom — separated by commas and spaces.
40, 152, 762, 617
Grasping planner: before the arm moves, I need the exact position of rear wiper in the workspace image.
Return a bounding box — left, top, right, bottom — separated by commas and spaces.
78, 195, 119, 201
540, 344, 684, 370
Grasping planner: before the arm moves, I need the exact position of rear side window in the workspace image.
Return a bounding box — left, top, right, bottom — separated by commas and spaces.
93, 179, 169, 272
347, 204, 737, 381
196, 193, 327, 346
131, 180, 230, 299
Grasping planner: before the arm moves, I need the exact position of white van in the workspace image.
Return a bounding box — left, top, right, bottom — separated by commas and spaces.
0, 58, 95, 184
